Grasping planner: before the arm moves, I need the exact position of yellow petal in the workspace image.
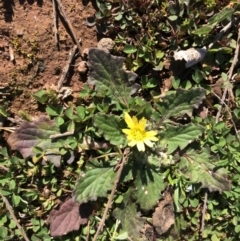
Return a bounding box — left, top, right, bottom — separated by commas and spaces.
145, 130, 158, 137
144, 139, 154, 147
122, 129, 131, 135
124, 112, 134, 129
148, 137, 158, 141
132, 116, 139, 126
128, 140, 137, 147
138, 117, 147, 130
137, 142, 145, 151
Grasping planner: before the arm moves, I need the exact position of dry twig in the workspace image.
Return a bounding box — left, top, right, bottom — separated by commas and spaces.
57, 42, 79, 91
54, 0, 82, 56
200, 191, 208, 237
216, 24, 240, 122
212, 91, 240, 142
0, 190, 30, 241
52, 0, 59, 48
50, 131, 74, 139
92, 148, 130, 241
208, 17, 238, 50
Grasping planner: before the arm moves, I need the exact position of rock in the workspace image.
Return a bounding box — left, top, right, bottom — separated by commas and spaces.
77, 61, 88, 74
97, 38, 115, 52
82, 48, 89, 60
16, 29, 24, 37
57, 87, 72, 100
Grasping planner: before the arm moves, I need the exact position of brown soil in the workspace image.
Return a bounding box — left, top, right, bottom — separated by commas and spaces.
0, 0, 98, 117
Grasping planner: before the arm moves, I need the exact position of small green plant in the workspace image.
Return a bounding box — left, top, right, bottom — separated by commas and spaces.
2, 48, 238, 241
1, 1, 240, 241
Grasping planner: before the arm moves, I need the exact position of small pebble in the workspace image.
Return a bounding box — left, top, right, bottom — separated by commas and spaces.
97, 38, 115, 53
77, 61, 88, 74
82, 48, 89, 60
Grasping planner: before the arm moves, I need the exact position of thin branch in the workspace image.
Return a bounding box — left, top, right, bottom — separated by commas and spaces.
0, 189, 30, 241
52, 0, 59, 48
0, 127, 16, 132
216, 24, 240, 122
201, 191, 208, 237
49, 131, 74, 139
54, 0, 82, 56
212, 91, 240, 143
92, 148, 130, 241
57, 42, 79, 91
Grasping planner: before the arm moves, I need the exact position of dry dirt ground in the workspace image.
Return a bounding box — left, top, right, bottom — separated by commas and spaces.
0, 0, 98, 117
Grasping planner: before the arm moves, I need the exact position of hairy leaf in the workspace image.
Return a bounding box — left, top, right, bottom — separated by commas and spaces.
155, 88, 206, 119
87, 48, 139, 106
94, 113, 125, 146
134, 165, 165, 210
7, 116, 59, 158
179, 148, 231, 193
73, 165, 116, 203
193, 8, 233, 35
161, 123, 204, 153
208, 7, 234, 26
192, 26, 212, 35
49, 199, 94, 237
113, 191, 144, 240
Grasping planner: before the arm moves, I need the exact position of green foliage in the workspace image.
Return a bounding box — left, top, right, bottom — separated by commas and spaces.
113, 191, 145, 241
161, 123, 204, 154
193, 7, 234, 35
87, 48, 139, 107
155, 88, 206, 118
93, 113, 125, 146
74, 164, 117, 203
179, 148, 231, 193
2, 0, 240, 240
134, 164, 166, 210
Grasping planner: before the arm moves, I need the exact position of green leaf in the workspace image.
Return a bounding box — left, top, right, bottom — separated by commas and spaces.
76, 106, 85, 120
0, 226, 8, 238
46, 105, 63, 117
87, 48, 139, 106
115, 13, 123, 21
208, 7, 234, 26
179, 148, 231, 193
168, 15, 178, 21
33, 90, 49, 104
155, 88, 206, 119
94, 113, 125, 146
192, 69, 204, 84
134, 165, 165, 210
193, 26, 212, 35
193, 8, 233, 36
113, 191, 144, 240
211, 233, 220, 241
0, 106, 8, 117
115, 232, 128, 240
123, 44, 137, 54
172, 76, 180, 89
73, 165, 117, 203
161, 123, 204, 154
141, 76, 157, 89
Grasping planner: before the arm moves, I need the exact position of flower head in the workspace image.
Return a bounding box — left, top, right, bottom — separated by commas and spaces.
122, 112, 158, 152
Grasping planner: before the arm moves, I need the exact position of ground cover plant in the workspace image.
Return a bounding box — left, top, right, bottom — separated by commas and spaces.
1, 0, 240, 241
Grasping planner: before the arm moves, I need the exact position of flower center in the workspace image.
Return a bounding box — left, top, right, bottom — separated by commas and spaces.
131, 128, 146, 141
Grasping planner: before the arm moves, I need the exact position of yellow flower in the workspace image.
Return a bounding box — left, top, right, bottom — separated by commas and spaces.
122, 112, 158, 152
